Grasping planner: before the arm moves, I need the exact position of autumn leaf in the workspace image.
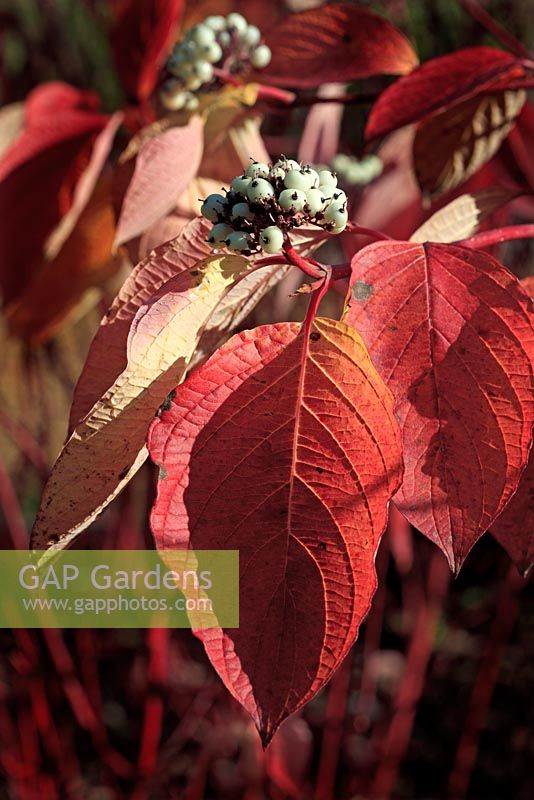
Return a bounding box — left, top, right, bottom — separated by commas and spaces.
148, 317, 403, 744
0, 82, 111, 304
30, 251, 253, 552
261, 3, 418, 88
413, 90, 526, 198
491, 275, 534, 577
410, 187, 520, 243
344, 241, 534, 573
365, 47, 534, 141
111, 0, 184, 102
114, 116, 204, 247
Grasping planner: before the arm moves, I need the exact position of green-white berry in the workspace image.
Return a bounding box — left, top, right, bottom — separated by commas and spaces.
226, 12, 248, 34
318, 169, 337, 188
193, 60, 214, 82
245, 161, 270, 179
203, 41, 223, 63
219, 30, 231, 48
189, 24, 215, 47
260, 226, 285, 253
284, 169, 316, 192
208, 223, 233, 244
250, 45, 272, 69
226, 231, 251, 252
185, 75, 203, 92
330, 189, 347, 208
184, 93, 199, 111
204, 15, 226, 32
201, 193, 227, 222
160, 80, 187, 111
230, 175, 252, 195
247, 178, 275, 202
279, 188, 307, 212
269, 166, 286, 181
324, 205, 348, 231
305, 188, 327, 216
243, 25, 261, 47
231, 202, 255, 221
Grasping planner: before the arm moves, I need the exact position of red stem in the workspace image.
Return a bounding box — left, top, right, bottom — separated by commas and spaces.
283, 241, 325, 279
461, 224, 534, 248
457, 0, 532, 59
315, 654, 353, 800
346, 221, 393, 241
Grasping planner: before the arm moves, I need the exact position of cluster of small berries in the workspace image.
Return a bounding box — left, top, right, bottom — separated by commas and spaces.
200, 158, 348, 255
160, 13, 272, 112
331, 154, 383, 186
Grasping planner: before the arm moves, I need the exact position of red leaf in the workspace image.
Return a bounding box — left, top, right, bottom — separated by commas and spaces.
261, 3, 418, 88
0, 82, 110, 304
114, 117, 204, 248
366, 47, 534, 141
491, 276, 534, 576
69, 216, 212, 432
111, 0, 184, 102
344, 242, 534, 572
148, 317, 403, 743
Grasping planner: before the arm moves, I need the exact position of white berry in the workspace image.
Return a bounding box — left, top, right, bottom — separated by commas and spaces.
160, 80, 187, 111
201, 193, 226, 222
231, 175, 252, 195
208, 223, 233, 244
246, 178, 275, 202
318, 169, 337, 188
189, 24, 215, 47
204, 15, 226, 32
269, 166, 286, 181
184, 93, 199, 111
203, 41, 223, 63
218, 30, 231, 48
324, 205, 348, 231
250, 45, 272, 69
260, 226, 284, 253
226, 13, 248, 34
231, 202, 255, 221
243, 25, 261, 47
194, 60, 214, 83
330, 189, 347, 208
284, 169, 315, 192
279, 188, 307, 212
245, 161, 270, 179
185, 75, 203, 91
226, 231, 251, 252
305, 188, 327, 215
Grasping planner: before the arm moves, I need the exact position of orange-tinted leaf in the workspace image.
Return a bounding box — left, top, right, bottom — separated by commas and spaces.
0, 82, 110, 304
111, 0, 184, 102
6, 176, 120, 343
148, 317, 403, 743
491, 276, 534, 576
261, 3, 417, 88
413, 90, 526, 198
114, 116, 204, 248
31, 252, 253, 552
366, 47, 534, 141
344, 241, 534, 573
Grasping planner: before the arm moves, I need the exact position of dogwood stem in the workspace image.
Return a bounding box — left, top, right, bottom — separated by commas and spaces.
462, 224, 534, 248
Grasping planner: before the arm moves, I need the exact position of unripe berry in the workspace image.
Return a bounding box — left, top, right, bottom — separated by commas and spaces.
303, 167, 320, 187
189, 24, 215, 47
260, 226, 285, 253
226, 12, 248, 34
201, 193, 227, 222
305, 187, 327, 216
279, 188, 307, 212
160, 80, 187, 111
250, 44, 272, 69
202, 41, 223, 64
230, 175, 252, 195
324, 205, 348, 231
284, 169, 315, 192
318, 169, 337, 188
330, 189, 347, 208
231, 202, 255, 221
208, 223, 233, 244
243, 25, 261, 47
204, 15, 226, 31
193, 60, 214, 82
226, 230, 251, 252
246, 178, 275, 202
245, 161, 270, 179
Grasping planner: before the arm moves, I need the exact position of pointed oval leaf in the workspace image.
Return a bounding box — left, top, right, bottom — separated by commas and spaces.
114, 116, 204, 248
491, 276, 534, 576
261, 4, 417, 88
413, 90, 526, 198
344, 241, 534, 572
366, 47, 534, 141
410, 187, 520, 244
148, 317, 403, 743
31, 253, 252, 552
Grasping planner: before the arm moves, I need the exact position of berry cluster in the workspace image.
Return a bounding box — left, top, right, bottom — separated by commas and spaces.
200, 158, 348, 255
160, 13, 272, 112
331, 154, 383, 186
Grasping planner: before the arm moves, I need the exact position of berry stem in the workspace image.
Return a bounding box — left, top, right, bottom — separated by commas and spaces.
346, 222, 393, 241
461, 224, 534, 248
210, 67, 242, 86
283, 241, 325, 279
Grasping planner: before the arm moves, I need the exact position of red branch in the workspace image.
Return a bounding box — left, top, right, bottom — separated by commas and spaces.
462, 224, 534, 248
457, 0, 532, 59
346, 221, 393, 241
283, 241, 325, 279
